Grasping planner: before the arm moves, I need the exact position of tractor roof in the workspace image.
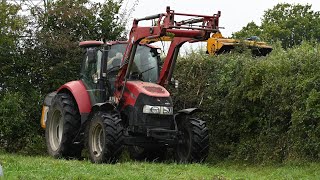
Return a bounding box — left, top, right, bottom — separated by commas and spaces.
79, 41, 104, 48
79, 40, 159, 49
107, 41, 160, 49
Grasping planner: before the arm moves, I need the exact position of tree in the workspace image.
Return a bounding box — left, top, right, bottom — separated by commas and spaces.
262, 3, 320, 48
0, 3, 26, 93
233, 3, 320, 48
0, 0, 126, 153
31, 0, 126, 93
0, 3, 43, 153
232, 22, 264, 40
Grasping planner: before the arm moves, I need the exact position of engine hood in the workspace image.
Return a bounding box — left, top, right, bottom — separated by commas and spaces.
125, 81, 170, 98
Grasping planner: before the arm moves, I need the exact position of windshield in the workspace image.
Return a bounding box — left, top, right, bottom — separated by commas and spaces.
107, 44, 159, 83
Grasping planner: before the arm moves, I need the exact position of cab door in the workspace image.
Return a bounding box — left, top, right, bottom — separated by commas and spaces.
80, 47, 104, 105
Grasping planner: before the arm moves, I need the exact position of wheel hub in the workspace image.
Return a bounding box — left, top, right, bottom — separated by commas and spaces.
91, 124, 104, 157
49, 110, 64, 151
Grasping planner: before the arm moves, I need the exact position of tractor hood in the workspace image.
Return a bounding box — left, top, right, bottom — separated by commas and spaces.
125, 81, 170, 98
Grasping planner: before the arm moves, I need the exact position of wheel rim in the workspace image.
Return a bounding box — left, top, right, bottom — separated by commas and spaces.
91, 123, 104, 157
49, 110, 64, 151
177, 128, 191, 161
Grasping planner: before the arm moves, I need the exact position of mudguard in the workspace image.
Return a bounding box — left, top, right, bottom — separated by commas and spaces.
57, 80, 92, 114
41, 80, 92, 128
176, 108, 202, 115
174, 108, 202, 122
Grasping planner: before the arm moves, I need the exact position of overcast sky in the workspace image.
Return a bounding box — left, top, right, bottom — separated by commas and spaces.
124, 0, 320, 37
120, 0, 320, 52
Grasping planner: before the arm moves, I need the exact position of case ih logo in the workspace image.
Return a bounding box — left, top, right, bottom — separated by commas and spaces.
143, 86, 165, 94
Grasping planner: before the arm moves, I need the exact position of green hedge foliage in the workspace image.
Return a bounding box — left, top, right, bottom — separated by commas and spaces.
2, 41, 320, 164
0, 91, 45, 154
172, 42, 320, 163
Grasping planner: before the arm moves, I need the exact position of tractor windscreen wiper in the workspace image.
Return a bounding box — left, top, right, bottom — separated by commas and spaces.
140, 66, 155, 75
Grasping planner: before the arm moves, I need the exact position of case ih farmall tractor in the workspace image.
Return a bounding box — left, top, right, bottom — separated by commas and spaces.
40, 7, 219, 163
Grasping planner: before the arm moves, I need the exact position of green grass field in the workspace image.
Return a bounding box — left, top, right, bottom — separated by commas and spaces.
0, 153, 319, 179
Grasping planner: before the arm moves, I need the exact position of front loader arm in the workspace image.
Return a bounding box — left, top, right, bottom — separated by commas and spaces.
115, 6, 220, 101
158, 37, 192, 86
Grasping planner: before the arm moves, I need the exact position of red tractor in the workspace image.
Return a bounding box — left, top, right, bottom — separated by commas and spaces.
40, 7, 219, 163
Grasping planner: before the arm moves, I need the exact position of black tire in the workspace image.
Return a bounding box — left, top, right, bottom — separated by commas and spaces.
45, 93, 82, 159
129, 146, 167, 162
88, 111, 123, 163
175, 117, 209, 163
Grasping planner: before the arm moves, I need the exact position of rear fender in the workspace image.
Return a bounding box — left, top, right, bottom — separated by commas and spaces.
41, 81, 92, 128
57, 80, 92, 124
57, 80, 92, 114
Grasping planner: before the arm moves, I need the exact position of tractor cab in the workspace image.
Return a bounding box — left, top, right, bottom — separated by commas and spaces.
79, 41, 161, 105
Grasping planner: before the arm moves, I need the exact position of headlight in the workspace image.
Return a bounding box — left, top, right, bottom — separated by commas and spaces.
143, 105, 173, 115
162, 107, 172, 114
144, 105, 160, 114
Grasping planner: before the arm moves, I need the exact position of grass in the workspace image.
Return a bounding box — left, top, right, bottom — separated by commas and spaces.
0, 153, 320, 179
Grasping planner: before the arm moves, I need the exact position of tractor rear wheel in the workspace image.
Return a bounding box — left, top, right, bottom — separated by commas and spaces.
88, 111, 124, 163
128, 146, 167, 162
45, 93, 82, 159
175, 117, 209, 163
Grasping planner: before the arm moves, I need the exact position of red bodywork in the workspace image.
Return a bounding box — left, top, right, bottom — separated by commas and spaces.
57, 80, 91, 114
118, 81, 170, 107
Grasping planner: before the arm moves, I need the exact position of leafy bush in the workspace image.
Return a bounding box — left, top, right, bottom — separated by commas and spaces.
0, 0, 125, 155
0, 91, 45, 154
172, 42, 320, 163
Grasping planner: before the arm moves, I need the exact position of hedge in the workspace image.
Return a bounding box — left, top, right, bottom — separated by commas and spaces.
1, 42, 320, 164
0, 90, 45, 154
171, 42, 320, 163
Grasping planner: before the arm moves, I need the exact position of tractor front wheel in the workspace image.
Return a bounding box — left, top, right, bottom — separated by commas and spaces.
175, 117, 209, 163
88, 111, 124, 163
45, 93, 82, 159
